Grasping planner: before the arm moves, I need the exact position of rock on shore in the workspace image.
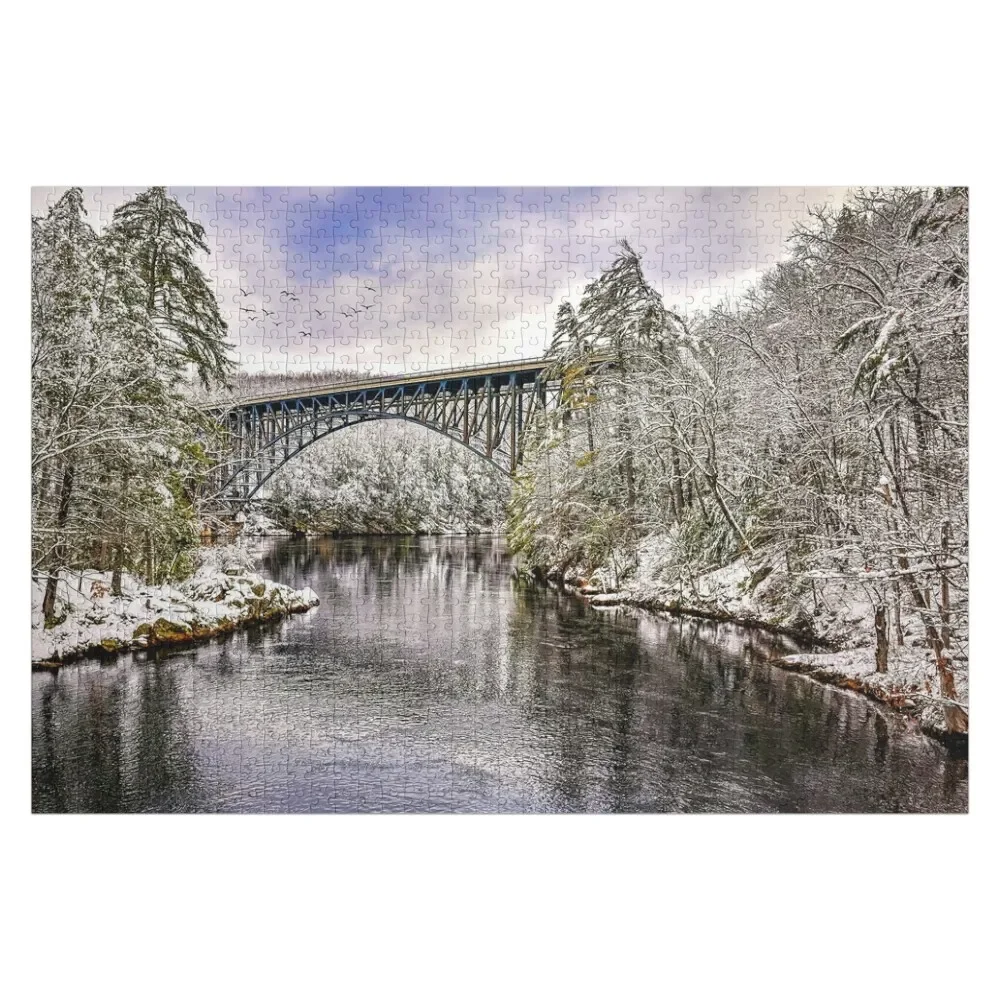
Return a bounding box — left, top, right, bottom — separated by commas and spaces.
31, 548, 319, 665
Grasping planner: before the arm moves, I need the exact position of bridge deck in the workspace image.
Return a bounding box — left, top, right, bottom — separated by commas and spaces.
216, 355, 553, 410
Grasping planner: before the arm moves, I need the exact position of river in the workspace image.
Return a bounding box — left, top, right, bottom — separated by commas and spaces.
31, 535, 968, 812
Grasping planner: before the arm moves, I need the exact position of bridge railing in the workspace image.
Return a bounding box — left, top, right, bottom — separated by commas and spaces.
197, 348, 614, 414
205, 354, 555, 410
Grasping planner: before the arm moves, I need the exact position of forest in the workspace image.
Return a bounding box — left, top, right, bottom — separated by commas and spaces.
31, 188, 232, 620
507, 188, 968, 733
260, 422, 507, 535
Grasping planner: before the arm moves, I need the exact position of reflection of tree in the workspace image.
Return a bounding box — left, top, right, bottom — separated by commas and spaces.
32, 662, 201, 813
507, 577, 967, 812
607, 654, 639, 812
940, 753, 968, 801
130, 666, 199, 811
506, 577, 644, 809
874, 713, 889, 765
33, 535, 969, 813
31, 669, 126, 812
259, 534, 508, 591
75, 673, 127, 811
32, 678, 67, 812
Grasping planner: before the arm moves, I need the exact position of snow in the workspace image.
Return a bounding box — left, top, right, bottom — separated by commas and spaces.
32, 545, 320, 664
775, 647, 967, 738
239, 509, 302, 536
550, 531, 967, 740
154, 483, 173, 506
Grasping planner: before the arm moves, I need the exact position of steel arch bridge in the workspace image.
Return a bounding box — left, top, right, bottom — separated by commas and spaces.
207, 357, 571, 506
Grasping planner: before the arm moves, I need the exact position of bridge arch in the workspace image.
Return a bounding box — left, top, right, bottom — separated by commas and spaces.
231, 411, 517, 505
210, 358, 568, 508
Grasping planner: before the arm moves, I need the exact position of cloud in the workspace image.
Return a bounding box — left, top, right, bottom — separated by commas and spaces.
33, 185, 850, 375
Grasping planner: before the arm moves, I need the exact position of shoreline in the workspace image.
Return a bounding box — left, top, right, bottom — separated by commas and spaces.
31, 533, 503, 669
545, 561, 967, 749
246, 527, 505, 540
31, 553, 319, 669
30, 598, 317, 670
35, 536, 966, 752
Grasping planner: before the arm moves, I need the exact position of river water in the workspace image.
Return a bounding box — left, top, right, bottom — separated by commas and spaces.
31, 535, 967, 813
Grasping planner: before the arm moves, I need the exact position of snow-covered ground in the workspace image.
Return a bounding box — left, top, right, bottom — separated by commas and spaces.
551, 535, 968, 740
774, 648, 967, 740
31, 545, 319, 664
239, 510, 293, 536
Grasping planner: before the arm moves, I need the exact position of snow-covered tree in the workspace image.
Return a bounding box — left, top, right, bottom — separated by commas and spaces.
261, 422, 509, 535
32, 188, 230, 616
107, 187, 233, 387
508, 192, 968, 732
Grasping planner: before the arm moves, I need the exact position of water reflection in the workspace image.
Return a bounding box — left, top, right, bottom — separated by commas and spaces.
32, 536, 968, 813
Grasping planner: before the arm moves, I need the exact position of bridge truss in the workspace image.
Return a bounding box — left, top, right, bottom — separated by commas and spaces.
210, 358, 563, 506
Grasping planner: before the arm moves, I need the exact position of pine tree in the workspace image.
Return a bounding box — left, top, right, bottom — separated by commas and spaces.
108, 187, 233, 387
32, 189, 100, 616
32, 188, 227, 616
577, 239, 668, 356
576, 240, 669, 542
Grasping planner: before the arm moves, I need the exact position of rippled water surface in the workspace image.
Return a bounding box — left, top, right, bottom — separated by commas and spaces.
32, 536, 968, 812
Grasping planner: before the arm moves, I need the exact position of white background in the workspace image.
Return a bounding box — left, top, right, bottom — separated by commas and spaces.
2, 2, 996, 997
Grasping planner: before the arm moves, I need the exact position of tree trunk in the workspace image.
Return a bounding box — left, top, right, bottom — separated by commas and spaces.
893, 580, 905, 645
111, 468, 130, 597
111, 545, 123, 597
940, 520, 951, 648
672, 447, 685, 516
707, 473, 753, 553
41, 462, 75, 620
879, 484, 966, 732
874, 605, 889, 673
904, 565, 965, 731
41, 574, 59, 622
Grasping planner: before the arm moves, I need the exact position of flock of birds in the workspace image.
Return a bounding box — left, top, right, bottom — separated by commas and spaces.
234, 282, 379, 337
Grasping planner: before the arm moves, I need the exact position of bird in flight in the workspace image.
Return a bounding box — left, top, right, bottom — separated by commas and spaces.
361, 302, 375, 311
314, 309, 326, 318
238, 287, 251, 297
261, 308, 274, 318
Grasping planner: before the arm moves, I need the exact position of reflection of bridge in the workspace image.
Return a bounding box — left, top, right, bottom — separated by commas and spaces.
209, 357, 575, 505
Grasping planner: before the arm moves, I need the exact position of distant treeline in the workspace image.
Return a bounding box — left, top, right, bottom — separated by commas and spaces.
193, 367, 361, 405
261, 421, 508, 535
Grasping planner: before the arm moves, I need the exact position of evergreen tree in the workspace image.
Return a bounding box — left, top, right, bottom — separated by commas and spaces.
108, 187, 233, 386
32, 189, 101, 616
577, 239, 668, 356
32, 188, 229, 615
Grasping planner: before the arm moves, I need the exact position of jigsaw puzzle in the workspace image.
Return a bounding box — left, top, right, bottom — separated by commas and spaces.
30, 186, 969, 813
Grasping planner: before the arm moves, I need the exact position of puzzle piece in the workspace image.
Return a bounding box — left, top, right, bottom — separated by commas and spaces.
34, 185, 964, 817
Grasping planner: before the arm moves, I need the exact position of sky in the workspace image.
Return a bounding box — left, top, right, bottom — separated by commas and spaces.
32, 186, 849, 376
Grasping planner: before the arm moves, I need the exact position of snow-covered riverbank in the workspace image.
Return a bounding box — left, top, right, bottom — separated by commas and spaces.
544, 539, 968, 742
31, 545, 319, 665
